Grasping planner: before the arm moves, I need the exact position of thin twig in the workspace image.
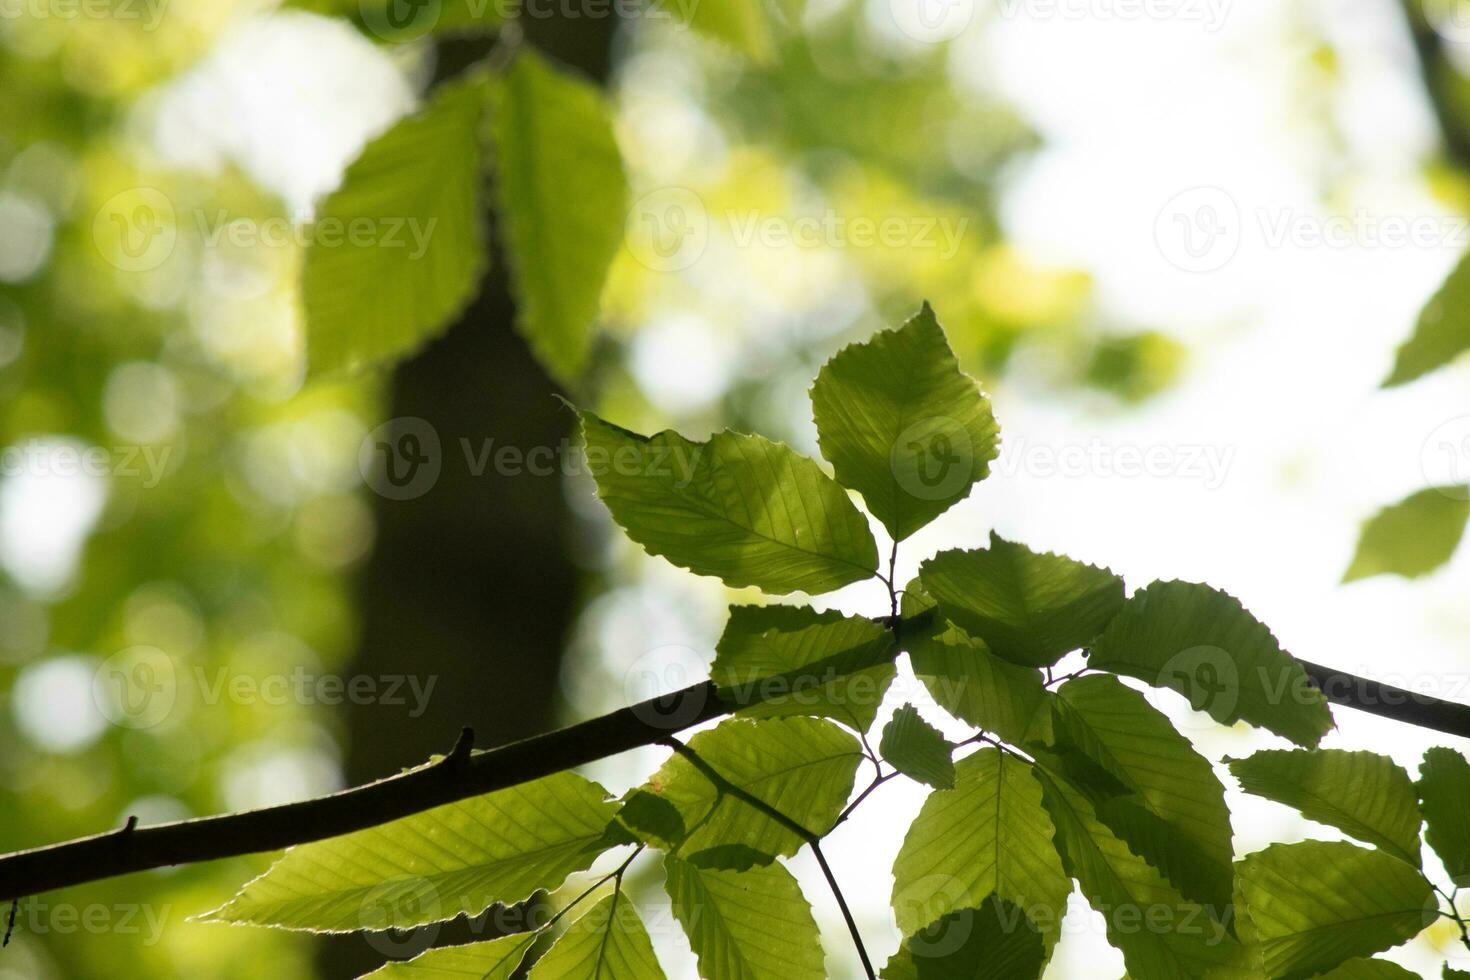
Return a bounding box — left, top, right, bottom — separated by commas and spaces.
810, 840, 877, 980
3, 898, 15, 947
661, 737, 876, 979
834, 770, 901, 828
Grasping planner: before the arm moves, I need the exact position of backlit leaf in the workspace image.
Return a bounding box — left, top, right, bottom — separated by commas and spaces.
919, 535, 1124, 668
1419, 747, 1470, 885
1384, 250, 1470, 386
665, 855, 825, 980
581, 411, 880, 595
810, 302, 1001, 541
1087, 580, 1333, 747
1234, 841, 1434, 980
711, 604, 896, 732
528, 893, 666, 980
357, 932, 536, 979
494, 51, 627, 385
901, 587, 1052, 746
891, 749, 1071, 958
1228, 749, 1422, 866
304, 75, 489, 377
642, 717, 862, 861
202, 771, 620, 931
1344, 487, 1468, 582
1055, 675, 1234, 913
880, 704, 955, 789
1036, 769, 1254, 979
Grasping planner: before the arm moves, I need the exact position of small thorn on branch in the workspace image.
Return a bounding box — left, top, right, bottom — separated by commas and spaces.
444, 727, 475, 770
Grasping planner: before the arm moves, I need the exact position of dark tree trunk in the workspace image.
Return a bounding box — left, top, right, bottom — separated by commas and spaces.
317, 18, 617, 979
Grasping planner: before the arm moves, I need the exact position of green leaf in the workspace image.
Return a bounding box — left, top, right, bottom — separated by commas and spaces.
664, 855, 825, 980
918, 535, 1125, 668
1445, 966, 1470, 979
1227, 749, 1422, 867
1311, 959, 1420, 980
880, 704, 955, 789
642, 717, 862, 860
202, 771, 620, 931
810, 302, 1001, 541
1235, 841, 1435, 980
657, 0, 777, 63
580, 411, 880, 595
1087, 580, 1334, 747
528, 893, 666, 980
493, 50, 627, 385
1035, 770, 1255, 979
891, 749, 1071, 959
616, 790, 687, 852
1419, 747, 1470, 885
303, 76, 489, 377
1344, 488, 1469, 582
1055, 675, 1234, 913
1384, 250, 1470, 386
357, 933, 536, 979
881, 948, 920, 980
901, 587, 1052, 746
904, 898, 1047, 980
711, 604, 896, 732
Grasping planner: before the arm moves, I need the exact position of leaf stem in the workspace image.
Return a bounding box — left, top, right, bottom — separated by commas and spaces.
810, 839, 877, 980
660, 736, 875, 979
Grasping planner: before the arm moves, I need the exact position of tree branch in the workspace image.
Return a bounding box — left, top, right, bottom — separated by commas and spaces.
2, 631, 1469, 903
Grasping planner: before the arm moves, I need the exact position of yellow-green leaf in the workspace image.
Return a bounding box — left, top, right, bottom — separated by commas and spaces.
891, 749, 1071, 959
357, 932, 536, 979
529, 893, 666, 980
1087, 580, 1333, 747
1419, 747, 1470, 885
880, 704, 955, 790
1235, 841, 1434, 980
202, 771, 620, 931
581, 411, 880, 595
1384, 250, 1470, 386
1344, 487, 1468, 582
494, 50, 627, 385
304, 76, 489, 377
711, 604, 896, 732
810, 302, 1001, 541
918, 535, 1124, 667
1228, 749, 1422, 867
642, 717, 862, 861
664, 855, 825, 980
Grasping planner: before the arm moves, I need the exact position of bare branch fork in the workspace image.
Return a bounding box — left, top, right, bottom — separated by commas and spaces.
1, 617, 1468, 903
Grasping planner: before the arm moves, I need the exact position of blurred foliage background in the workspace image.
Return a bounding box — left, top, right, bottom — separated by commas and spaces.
2, 0, 1469, 977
